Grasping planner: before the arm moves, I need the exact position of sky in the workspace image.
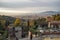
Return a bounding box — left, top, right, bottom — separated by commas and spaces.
0, 0, 60, 16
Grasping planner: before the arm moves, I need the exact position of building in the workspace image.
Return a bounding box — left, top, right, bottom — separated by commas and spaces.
46, 16, 54, 22
38, 21, 60, 40
41, 32, 60, 40
50, 21, 60, 29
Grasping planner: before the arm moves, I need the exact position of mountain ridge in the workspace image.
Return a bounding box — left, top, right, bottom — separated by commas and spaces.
0, 11, 60, 17
18, 11, 60, 17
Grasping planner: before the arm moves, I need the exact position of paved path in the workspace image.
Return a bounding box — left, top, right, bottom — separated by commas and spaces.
19, 37, 40, 40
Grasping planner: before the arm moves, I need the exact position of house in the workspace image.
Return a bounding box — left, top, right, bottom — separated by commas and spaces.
38, 21, 60, 40
41, 32, 60, 40
50, 21, 60, 29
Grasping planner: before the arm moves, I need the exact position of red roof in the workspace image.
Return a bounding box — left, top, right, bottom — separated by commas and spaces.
50, 21, 60, 25
42, 32, 60, 35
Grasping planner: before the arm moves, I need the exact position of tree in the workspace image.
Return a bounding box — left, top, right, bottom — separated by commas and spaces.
55, 14, 60, 21
29, 26, 38, 34
29, 19, 34, 27
5, 20, 10, 27
37, 18, 46, 24
1, 20, 6, 28
0, 22, 3, 30
14, 18, 21, 26
40, 18, 46, 22
0, 20, 8, 40
52, 14, 60, 21
52, 15, 56, 20
29, 20, 38, 34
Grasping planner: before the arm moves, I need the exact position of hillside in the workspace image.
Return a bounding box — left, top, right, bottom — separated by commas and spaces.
0, 15, 16, 23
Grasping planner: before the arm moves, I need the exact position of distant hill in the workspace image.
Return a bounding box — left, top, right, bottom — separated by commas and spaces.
18, 11, 60, 19
37, 11, 60, 16
0, 15, 16, 23
0, 11, 60, 19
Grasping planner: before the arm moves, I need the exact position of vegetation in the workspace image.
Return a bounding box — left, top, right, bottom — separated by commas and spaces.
0, 14, 60, 38
0, 22, 8, 40
52, 14, 60, 21
0, 15, 15, 39
14, 18, 21, 26
0, 15, 16, 23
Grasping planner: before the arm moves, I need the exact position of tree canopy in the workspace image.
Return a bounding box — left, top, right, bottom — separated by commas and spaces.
14, 18, 21, 26
52, 14, 60, 21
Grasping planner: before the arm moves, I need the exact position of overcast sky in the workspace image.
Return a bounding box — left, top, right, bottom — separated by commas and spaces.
0, 0, 60, 16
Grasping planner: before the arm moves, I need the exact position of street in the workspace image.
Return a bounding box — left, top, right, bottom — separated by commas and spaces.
9, 37, 40, 40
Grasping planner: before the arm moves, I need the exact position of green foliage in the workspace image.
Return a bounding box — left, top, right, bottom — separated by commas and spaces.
0, 22, 3, 30
0, 30, 8, 40
40, 18, 46, 22
36, 18, 46, 24
0, 23, 8, 40
14, 18, 21, 26
29, 18, 47, 34
0, 15, 16, 24
29, 25, 38, 34
52, 14, 60, 21
30, 27, 37, 34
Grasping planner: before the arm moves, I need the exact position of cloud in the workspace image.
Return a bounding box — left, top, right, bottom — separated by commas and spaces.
0, 1, 60, 8
0, 0, 60, 13
0, 0, 30, 2
0, 7, 59, 13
